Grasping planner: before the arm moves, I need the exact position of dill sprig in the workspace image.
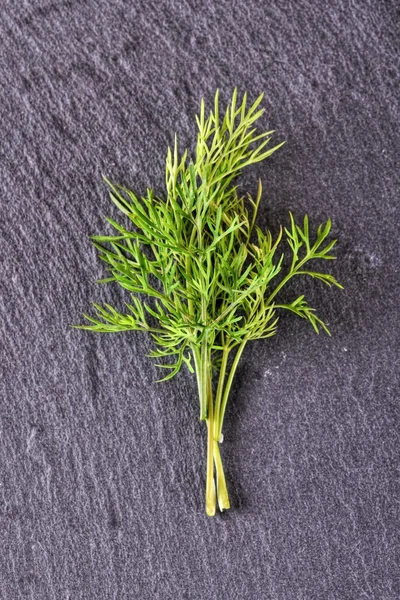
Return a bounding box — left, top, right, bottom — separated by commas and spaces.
75, 90, 342, 516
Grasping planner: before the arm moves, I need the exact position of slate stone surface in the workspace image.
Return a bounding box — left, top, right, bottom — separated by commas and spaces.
0, 1, 399, 598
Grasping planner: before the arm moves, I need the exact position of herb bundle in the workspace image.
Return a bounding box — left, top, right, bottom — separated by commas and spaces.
76, 90, 342, 516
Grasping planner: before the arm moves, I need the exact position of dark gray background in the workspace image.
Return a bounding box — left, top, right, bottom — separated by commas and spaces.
1, 1, 399, 598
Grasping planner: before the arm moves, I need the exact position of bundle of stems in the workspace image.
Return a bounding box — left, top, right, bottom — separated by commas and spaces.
76, 90, 342, 516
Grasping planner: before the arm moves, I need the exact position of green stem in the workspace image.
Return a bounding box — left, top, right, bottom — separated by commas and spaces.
193, 340, 230, 514
213, 440, 230, 511
213, 345, 230, 440
200, 337, 209, 419
191, 345, 206, 421
186, 225, 198, 317
216, 339, 247, 440
265, 254, 310, 306
205, 359, 216, 516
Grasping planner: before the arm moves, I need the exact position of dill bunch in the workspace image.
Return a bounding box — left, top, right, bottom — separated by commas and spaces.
75, 90, 342, 516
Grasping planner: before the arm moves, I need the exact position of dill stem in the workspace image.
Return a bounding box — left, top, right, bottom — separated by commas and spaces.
194, 340, 230, 514
265, 255, 309, 306
213, 345, 230, 440
213, 440, 230, 511
205, 359, 216, 516
200, 338, 209, 420
212, 343, 231, 511
216, 339, 247, 441
191, 345, 206, 420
